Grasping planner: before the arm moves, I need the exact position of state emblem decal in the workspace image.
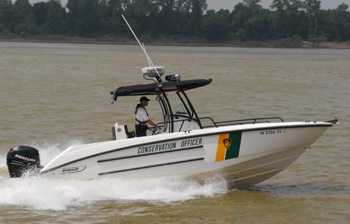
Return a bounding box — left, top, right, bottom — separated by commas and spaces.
223, 138, 232, 150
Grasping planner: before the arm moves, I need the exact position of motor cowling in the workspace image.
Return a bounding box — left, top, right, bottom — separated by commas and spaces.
7, 145, 42, 178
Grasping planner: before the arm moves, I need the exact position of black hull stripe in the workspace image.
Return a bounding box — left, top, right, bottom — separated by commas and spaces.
98, 157, 204, 176
41, 124, 331, 174
98, 145, 203, 163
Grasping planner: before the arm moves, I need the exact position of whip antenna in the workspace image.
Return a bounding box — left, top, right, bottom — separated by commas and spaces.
121, 15, 163, 84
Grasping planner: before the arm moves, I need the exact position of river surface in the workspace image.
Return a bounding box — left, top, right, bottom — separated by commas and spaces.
0, 42, 349, 223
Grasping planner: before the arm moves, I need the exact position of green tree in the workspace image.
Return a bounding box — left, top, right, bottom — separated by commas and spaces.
230, 0, 269, 40
334, 3, 350, 41
185, 0, 207, 37
12, 0, 39, 35
44, 0, 66, 34
0, 0, 14, 33
201, 9, 230, 41
103, 0, 129, 36
157, 0, 176, 35
303, 0, 321, 36
269, 0, 307, 39
77, 0, 99, 36
32, 2, 48, 28
66, 0, 79, 35
123, 0, 159, 37
66, 0, 103, 36
269, 0, 286, 38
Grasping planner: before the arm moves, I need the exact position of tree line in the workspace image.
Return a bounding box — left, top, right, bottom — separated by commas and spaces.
0, 0, 349, 43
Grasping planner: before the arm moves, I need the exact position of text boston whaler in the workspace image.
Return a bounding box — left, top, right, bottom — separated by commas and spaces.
6, 17, 338, 189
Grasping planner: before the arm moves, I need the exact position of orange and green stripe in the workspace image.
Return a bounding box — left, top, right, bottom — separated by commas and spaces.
215, 132, 242, 162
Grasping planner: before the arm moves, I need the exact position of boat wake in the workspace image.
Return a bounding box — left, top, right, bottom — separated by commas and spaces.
0, 140, 228, 211
0, 174, 228, 211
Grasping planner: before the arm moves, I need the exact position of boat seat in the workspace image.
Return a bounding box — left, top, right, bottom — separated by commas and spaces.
125, 126, 135, 138
112, 123, 135, 140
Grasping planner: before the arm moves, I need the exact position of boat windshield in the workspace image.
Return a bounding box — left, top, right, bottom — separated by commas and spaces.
174, 103, 188, 115
164, 91, 193, 118
153, 90, 202, 134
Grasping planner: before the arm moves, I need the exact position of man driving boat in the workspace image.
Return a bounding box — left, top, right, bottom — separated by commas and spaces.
135, 96, 160, 137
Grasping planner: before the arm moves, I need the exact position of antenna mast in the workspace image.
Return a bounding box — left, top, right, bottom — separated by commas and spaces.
121, 15, 163, 84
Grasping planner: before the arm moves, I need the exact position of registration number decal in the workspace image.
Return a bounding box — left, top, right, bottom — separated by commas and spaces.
260, 129, 286, 135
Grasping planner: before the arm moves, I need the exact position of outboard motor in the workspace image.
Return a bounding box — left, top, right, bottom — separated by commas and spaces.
7, 145, 42, 178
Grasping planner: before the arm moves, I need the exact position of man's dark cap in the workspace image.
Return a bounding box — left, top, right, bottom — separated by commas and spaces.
140, 96, 150, 102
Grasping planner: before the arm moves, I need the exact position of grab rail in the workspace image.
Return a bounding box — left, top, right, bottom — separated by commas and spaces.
208, 117, 284, 128
154, 116, 284, 134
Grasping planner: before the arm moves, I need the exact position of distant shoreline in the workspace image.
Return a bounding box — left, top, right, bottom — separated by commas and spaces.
1, 36, 350, 49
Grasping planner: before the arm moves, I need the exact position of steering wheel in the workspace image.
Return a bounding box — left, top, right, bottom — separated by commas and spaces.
151, 126, 162, 135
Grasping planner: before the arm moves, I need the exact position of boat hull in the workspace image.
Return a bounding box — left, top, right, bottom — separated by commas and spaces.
40, 121, 331, 188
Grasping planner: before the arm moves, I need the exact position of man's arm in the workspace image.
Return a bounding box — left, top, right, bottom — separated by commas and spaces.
147, 119, 160, 129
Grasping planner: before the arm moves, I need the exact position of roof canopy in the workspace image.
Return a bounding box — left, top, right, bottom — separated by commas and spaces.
111, 78, 212, 101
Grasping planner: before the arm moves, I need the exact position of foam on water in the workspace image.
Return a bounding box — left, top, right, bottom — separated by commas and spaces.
0, 140, 228, 211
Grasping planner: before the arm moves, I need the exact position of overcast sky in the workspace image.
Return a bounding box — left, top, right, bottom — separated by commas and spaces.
207, 0, 350, 11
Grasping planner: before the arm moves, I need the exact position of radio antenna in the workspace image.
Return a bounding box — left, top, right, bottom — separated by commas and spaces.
121, 15, 162, 84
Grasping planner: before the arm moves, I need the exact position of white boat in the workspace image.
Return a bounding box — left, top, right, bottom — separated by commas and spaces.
6, 16, 338, 188
7, 70, 338, 188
